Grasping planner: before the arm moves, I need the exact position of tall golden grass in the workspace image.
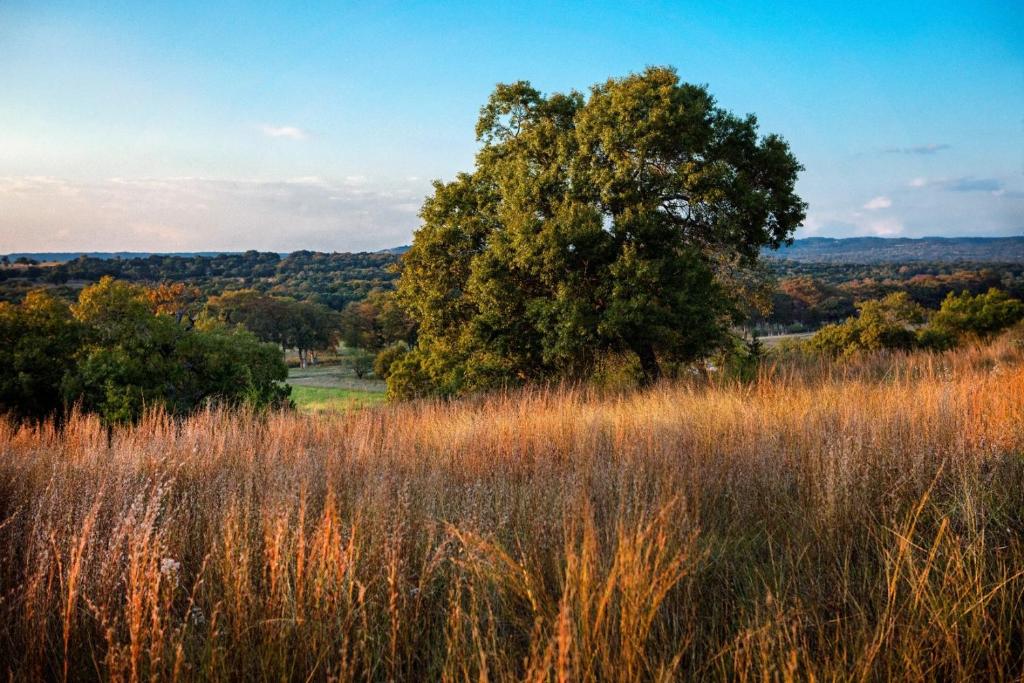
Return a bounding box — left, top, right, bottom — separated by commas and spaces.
1, 339, 1023, 681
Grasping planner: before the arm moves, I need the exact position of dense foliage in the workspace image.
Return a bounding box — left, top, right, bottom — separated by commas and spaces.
2, 250, 1022, 340
389, 67, 806, 397
337, 289, 416, 352
0, 250, 399, 310
807, 288, 1024, 356
0, 278, 289, 425
755, 261, 1024, 333
206, 290, 340, 367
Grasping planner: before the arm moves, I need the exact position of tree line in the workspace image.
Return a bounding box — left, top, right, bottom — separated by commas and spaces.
0, 278, 290, 426
0, 273, 426, 427
3, 249, 1021, 337
802, 288, 1024, 356
0, 250, 399, 310
756, 260, 1024, 332
0, 277, 400, 425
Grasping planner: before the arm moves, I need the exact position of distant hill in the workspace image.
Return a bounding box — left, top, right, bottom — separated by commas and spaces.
2, 251, 239, 263
7, 237, 1021, 265
766, 236, 1024, 263
2, 248, 410, 262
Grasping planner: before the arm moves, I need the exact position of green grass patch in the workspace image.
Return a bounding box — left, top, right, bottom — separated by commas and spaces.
289, 385, 386, 413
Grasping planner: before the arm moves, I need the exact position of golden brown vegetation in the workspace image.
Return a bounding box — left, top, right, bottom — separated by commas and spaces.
1, 339, 1023, 681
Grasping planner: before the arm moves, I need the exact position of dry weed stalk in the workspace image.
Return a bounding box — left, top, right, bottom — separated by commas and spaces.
0, 339, 1022, 680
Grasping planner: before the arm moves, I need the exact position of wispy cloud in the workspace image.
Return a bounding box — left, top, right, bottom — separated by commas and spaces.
883, 143, 950, 155
906, 176, 1012, 195
258, 124, 308, 140
0, 176, 430, 252
945, 177, 1002, 193
866, 218, 903, 236
797, 173, 1024, 240
863, 195, 892, 210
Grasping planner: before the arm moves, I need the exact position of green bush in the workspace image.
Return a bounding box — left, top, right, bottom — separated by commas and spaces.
349, 349, 374, 379
384, 350, 435, 401
806, 288, 1024, 358
373, 341, 410, 381
715, 336, 765, 382
809, 292, 925, 356
926, 288, 1024, 340
589, 351, 645, 392
1, 277, 290, 425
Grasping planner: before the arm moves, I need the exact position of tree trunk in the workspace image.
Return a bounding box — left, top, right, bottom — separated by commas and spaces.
636, 343, 661, 385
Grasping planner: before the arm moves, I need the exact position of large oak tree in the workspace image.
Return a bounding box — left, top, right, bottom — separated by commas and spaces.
390, 67, 805, 397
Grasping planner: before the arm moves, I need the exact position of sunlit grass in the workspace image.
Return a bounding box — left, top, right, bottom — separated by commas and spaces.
0, 336, 1022, 680
290, 385, 386, 412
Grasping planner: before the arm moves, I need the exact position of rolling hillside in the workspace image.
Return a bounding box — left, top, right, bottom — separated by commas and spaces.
767, 236, 1024, 263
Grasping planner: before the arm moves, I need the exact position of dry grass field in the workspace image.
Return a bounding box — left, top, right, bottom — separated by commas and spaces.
1, 338, 1022, 681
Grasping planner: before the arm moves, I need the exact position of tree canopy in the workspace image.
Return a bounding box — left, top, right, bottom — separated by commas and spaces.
338, 289, 416, 352
389, 67, 806, 398
206, 290, 339, 367
809, 292, 926, 356
807, 288, 1024, 357
0, 278, 289, 425
928, 288, 1024, 340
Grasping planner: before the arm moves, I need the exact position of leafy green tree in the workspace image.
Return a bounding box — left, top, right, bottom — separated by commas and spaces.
339, 290, 416, 352
809, 292, 926, 356
207, 290, 339, 367
0, 290, 82, 421
926, 288, 1024, 340
206, 290, 290, 344
349, 349, 374, 379
373, 341, 410, 381
65, 278, 181, 424
287, 299, 339, 367
54, 277, 290, 425
392, 67, 805, 398
174, 320, 291, 411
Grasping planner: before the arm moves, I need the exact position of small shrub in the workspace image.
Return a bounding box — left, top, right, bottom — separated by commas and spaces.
349, 349, 374, 379
589, 351, 644, 391
373, 341, 409, 380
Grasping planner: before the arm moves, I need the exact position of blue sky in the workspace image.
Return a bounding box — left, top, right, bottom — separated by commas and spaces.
1, 0, 1021, 252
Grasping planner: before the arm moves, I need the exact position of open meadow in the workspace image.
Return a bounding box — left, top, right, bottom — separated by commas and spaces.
4, 2, 1023, 680
287, 365, 386, 413
1, 337, 1022, 681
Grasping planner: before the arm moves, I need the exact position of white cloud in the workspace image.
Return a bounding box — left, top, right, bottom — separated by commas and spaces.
863, 195, 892, 210
866, 218, 903, 236
795, 172, 1024, 240
258, 124, 307, 140
0, 176, 430, 252
906, 176, 1010, 194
